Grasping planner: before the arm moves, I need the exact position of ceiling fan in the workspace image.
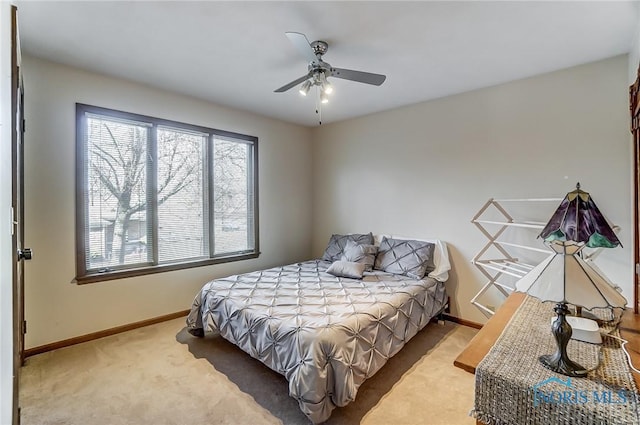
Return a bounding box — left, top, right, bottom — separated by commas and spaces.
274, 32, 387, 103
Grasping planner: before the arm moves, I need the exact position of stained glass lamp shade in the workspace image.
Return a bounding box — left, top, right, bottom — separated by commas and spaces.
539, 183, 621, 249
515, 183, 625, 377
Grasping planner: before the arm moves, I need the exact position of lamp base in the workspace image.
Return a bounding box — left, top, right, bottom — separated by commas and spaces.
539, 354, 588, 377
540, 302, 589, 377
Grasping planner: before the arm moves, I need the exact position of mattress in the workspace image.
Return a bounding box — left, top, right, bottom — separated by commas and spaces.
186, 259, 447, 423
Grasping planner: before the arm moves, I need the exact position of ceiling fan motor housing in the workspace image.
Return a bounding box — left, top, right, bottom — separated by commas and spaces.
311, 40, 328, 57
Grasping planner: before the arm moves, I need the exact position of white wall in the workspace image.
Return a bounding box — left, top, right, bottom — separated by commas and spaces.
311, 55, 632, 325
0, 3, 14, 423
22, 55, 313, 348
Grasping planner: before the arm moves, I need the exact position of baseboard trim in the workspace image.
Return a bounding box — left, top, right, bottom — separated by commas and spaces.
24, 309, 482, 358
443, 314, 483, 330
24, 309, 190, 358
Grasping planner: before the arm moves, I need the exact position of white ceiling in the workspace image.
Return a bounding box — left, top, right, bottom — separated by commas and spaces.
15, 1, 640, 127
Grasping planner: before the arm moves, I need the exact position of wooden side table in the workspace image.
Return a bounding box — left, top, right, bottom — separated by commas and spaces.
454, 292, 640, 424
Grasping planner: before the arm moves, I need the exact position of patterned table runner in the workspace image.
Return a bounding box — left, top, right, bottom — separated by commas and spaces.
474, 296, 640, 425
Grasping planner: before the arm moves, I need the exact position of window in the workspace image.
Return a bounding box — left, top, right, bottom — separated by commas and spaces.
75, 104, 258, 283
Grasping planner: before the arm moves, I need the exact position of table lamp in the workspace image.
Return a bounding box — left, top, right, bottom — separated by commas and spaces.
515, 183, 625, 377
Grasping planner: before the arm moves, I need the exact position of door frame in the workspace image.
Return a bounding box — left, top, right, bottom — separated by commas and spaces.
631, 65, 640, 314
11, 4, 24, 424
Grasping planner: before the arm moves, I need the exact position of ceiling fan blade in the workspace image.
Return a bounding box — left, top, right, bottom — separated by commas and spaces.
330, 68, 386, 86
274, 72, 313, 93
285, 32, 318, 64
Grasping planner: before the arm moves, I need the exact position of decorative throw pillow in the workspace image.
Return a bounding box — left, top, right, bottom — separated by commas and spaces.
340, 240, 378, 272
326, 261, 366, 279
373, 237, 435, 279
321, 232, 374, 262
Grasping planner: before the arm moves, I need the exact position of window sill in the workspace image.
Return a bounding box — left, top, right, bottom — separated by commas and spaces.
74, 252, 260, 285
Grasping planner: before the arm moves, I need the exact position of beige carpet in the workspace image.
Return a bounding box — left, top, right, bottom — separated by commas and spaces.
20, 318, 478, 425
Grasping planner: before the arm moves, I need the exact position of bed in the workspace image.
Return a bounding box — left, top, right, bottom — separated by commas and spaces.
186, 234, 450, 423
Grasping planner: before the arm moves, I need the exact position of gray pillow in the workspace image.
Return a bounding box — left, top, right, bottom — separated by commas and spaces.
326, 261, 366, 279
341, 240, 378, 272
373, 237, 435, 279
321, 232, 374, 262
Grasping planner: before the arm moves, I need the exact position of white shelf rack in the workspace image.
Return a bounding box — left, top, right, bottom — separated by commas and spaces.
470, 197, 561, 317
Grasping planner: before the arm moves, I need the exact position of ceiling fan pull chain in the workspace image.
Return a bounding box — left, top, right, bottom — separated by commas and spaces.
316, 87, 322, 125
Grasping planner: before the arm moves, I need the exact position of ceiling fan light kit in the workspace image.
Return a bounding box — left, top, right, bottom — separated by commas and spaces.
321, 76, 333, 94
298, 80, 312, 96
275, 32, 386, 124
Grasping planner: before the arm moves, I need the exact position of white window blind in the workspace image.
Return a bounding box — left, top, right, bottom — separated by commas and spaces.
85, 114, 151, 271
213, 137, 255, 255
157, 127, 207, 263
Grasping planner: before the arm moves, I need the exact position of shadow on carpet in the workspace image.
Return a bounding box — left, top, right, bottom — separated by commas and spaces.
176, 322, 456, 425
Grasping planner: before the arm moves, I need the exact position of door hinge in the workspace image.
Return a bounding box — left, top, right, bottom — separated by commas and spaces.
636, 263, 640, 276
22, 118, 25, 133
22, 320, 26, 335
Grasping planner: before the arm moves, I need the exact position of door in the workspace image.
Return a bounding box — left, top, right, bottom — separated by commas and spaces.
11, 5, 28, 425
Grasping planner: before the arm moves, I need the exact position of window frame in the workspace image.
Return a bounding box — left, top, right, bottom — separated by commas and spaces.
75, 103, 259, 284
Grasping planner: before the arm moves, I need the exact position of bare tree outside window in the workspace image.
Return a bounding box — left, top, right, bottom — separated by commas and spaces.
87, 117, 149, 267
76, 104, 258, 283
